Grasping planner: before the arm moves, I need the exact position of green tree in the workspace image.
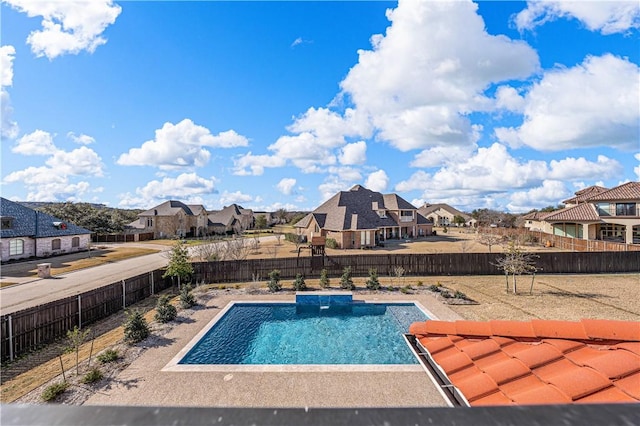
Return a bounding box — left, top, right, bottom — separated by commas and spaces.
163, 241, 194, 289
453, 215, 466, 226
366, 268, 380, 290
319, 268, 330, 288
255, 214, 268, 229
340, 266, 354, 290
154, 295, 177, 323
180, 284, 197, 308
66, 326, 90, 374
123, 310, 150, 344
267, 269, 281, 292
275, 208, 289, 224
293, 273, 307, 291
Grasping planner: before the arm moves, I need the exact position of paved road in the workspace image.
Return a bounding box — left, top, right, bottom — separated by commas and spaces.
0, 236, 277, 315
0, 245, 170, 315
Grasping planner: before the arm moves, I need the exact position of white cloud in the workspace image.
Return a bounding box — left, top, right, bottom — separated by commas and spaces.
218, 190, 253, 207
507, 180, 570, 212
1, 45, 15, 87
233, 152, 286, 176
327, 166, 362, 183
410, 145, 477, 168
494, 85, 525, 113
67, 132, 95, 145
514, 1, 640, 35
268, 132, 337, 170
495, 54, 639, 151
1, 45, 18, 139
118, 172, 217, 208
365, 169, 389, 193
276, 178, 297, 195
12, 130, 58, 155
3, 166, 91, 202
318, 177, 354, 202
117, 119, 249, 170
548, 156, 623, 180
340, 0, 539, 151
338, 141, 367, 165
5, 0, 122, 59
46, 146, 105, 177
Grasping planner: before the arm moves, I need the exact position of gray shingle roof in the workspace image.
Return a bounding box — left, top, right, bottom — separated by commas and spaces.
207, 204, 244, 227
418, 203, 471, 220
297, 185, 421, 231
1, 198, 93, 238
138, 200, 194, 217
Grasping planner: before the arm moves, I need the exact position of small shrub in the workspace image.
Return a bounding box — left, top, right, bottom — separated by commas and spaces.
416, 281, 423, 287
400, 286, 410, 294
454, 290, 468, 300
325, 238, 338, 249
267, 269, 282, 292
218, 284, 226, 290
293, 273, 307, 291
97, 349, 119, 364
180, 284, 197, 309
234, 284, 240, 289
319, 268, 330, 288
441, 291, 452, 299
366, 268, 380, 290
339, 266, 354, 290
442, 226, 448, 234
154, 295, 177, 323
123, 310, 150, 344
428, 284, 441, 292
81, 367, 104, 384
42, 382, 68, 402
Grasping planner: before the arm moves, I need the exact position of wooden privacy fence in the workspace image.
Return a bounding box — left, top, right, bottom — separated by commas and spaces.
91, 232, 154, 243
192, 251, 640, 283
489, 228, 640, 252
1, 269, 170, 363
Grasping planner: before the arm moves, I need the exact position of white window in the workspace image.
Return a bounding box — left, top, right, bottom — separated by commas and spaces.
10, 239, 24, 255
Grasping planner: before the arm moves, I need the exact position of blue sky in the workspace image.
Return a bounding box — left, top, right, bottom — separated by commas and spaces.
1, 0, 639, 213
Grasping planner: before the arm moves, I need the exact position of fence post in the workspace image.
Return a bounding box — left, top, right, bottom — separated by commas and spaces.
122, 280, 126, 309
151, 271, 154, 295
8, 315, 13, 361
78, 295, 82, 329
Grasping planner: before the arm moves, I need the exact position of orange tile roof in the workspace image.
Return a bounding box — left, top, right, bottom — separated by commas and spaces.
562, 185, 609, 204
542, 203, 601, 222
585, 181, 640, 202
409, 319, 640, 406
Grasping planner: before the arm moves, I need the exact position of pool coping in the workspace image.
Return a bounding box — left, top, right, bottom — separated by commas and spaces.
162, 298, 437, 373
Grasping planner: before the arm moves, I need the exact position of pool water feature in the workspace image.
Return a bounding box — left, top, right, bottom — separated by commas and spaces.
174, 298, 429, 366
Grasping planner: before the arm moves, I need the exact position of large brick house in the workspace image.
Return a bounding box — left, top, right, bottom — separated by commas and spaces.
130, 200, 210, 239
0, 198, 92, 261
295, 185, 432, 249
522, 182, 640, 244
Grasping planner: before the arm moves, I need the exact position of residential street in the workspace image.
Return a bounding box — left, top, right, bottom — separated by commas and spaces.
0, 244, 170, 315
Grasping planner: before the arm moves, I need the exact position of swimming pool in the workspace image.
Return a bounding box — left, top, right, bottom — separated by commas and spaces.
172, 301, 429, 366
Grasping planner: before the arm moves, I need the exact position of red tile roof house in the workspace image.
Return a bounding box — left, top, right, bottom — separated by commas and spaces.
522, 182, 640, 244
294, 185, 433, 249
408, 318, 640, 406
0, 198, 92, 262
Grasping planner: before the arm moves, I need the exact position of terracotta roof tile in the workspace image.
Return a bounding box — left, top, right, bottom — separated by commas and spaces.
577, 386, 638, 404
409, 319, 640, 406
581, 350, 640, 379
509, 343, 565, 369
481, 358, 530, 385
531, 320, 590, 339
581, 319, 640, 341
473, 391, 514, 406
459, 338, 501, 360
454, 372, 499, 402
545, 367, 611, 400
510, 383, 572, 405
490, 320, 537, 338
585, 181, 640, 202
613, 372, 640, 399
455, 320, 493, 336
542, 203, 601, 222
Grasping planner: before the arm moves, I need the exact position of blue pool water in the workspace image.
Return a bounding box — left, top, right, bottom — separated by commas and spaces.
179, 303, 428, 365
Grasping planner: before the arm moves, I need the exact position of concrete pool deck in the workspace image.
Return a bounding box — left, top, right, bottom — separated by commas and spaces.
84, 291, 463, 408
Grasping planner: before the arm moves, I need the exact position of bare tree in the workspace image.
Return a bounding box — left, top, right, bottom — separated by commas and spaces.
224, 238, 252, 261
275, 233, 283, 246
493, 241, 538, 294
477, 231, 503, 253
460, 240, 474, 253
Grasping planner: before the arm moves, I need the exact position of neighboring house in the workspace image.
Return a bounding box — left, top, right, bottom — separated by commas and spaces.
207, 204, 254, 235
130, 200, 209, 239
294, 185, 432, 249
0, 198, 92, 262
418, 203, 476, 227
409, 318, 640, 406
522, 182, 640, 244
